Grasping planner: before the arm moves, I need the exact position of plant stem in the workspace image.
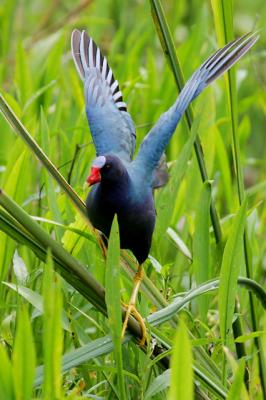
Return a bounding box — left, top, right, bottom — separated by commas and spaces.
0, 94, 87, 217
150, 0, 222, 244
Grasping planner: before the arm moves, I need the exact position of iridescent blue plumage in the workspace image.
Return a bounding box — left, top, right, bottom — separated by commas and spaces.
71, 30, 258, 263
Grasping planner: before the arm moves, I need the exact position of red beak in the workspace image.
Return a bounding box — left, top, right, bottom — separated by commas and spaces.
87, 167, 101, 186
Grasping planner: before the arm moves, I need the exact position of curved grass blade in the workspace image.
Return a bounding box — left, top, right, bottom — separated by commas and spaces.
35, 334, 132, 387
145, 369, 170, 399
3, 282, 70, 331
148, 276, 266, 327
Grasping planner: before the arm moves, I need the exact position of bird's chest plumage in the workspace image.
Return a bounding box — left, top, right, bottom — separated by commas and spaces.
86, 182, 156, 264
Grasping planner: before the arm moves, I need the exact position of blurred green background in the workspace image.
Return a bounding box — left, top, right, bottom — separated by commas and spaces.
0, 0, 265, 398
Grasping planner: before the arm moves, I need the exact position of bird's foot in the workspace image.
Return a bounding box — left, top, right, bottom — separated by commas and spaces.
121, 303, 147, 346
121, 264, 146, 345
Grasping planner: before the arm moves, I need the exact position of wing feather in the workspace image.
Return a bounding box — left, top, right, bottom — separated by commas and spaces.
133, 32, 259, 182
71, 30, 136, 161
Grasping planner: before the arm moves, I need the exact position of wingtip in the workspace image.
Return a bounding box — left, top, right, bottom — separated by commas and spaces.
204, 31, 259, 85
71, 29, 81, 46
243, 30, 260, 47
71, 29, 85, 80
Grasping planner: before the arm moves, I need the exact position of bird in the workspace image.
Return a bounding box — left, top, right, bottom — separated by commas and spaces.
71, 30, 258, 343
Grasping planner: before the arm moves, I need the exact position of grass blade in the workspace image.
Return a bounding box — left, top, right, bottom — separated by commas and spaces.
219, 199, 247, 380
3, 282, 70, 331
42, 251, 63, 399
12, 306, 36, 400
105, 216, 126, 400
145, 369, 170, 399
226, 357, 249, 400
193, 181, 211, 323
0, 151, 27, 291
0, 189, 107, 314
0, 344, 14, 399
0, 190, 146, 341
169, 319, 193, 400
35, 334, 132, 387
148, 277, 266, 327
40, 109, 64, 240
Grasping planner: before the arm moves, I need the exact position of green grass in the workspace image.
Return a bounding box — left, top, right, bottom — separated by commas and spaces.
0, 0, 265, 398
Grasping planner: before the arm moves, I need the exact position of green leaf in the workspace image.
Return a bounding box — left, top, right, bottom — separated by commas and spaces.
0, 344, 14, 399
3, 282, 70, 331
40, 109, 63, 240
42, 251, 63, 399
193, 181, 211, 323
4, 283, 43, 312
0, 150, 27, 289
12, 306, 36, 400
105, 216, 126, 400
145, 369, 170, 399
15, 41, 32, 105
61, 213, 97, 256
235, 331, 266, 343
216, 127, 233, 210
169, 319, 194, 400
219, 199, 247, 345
167, 227, 192, 262
0, 189, 107, 314
227, 359, 248, 400
35, 334, 132, 387
223, 351, 249, 400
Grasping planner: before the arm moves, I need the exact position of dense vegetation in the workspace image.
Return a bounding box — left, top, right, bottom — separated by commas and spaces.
0, 0, 265, 398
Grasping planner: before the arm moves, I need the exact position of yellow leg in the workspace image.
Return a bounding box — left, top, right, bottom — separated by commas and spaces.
121, 264, 147, 346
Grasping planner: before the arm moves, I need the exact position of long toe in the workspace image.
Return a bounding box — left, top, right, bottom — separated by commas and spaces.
121, 304, 147, 346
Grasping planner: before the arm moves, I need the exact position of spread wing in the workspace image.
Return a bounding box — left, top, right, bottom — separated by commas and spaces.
133, 32, 259, 182
71, 30, 136, 162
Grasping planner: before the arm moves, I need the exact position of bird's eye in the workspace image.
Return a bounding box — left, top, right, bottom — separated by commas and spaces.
105, 164, 111, 169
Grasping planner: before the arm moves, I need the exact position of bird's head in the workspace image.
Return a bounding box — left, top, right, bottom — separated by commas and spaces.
87, 155, 127, 186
